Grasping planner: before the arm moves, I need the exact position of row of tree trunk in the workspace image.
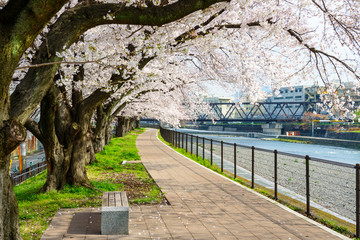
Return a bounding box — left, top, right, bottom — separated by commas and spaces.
24, 83, 141, 192
115, 116, 140, 137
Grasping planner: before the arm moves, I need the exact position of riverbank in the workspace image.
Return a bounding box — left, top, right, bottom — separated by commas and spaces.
179, 128, 360, 150
216, 143, 356, 224
280, 135, 360, 150
264, 138, 311, 144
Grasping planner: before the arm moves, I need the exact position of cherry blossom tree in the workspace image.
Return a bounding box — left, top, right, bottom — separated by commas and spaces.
0, 1, 229, 238
22, 16, 218, 195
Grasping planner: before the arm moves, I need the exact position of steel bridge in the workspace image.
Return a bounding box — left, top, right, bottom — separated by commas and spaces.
197, 102, 320, 122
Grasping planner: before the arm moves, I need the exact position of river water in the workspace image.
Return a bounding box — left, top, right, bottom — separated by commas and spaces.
176, 129, 360, 165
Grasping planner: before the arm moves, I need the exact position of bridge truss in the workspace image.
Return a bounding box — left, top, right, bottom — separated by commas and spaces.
197, 102, 319, 122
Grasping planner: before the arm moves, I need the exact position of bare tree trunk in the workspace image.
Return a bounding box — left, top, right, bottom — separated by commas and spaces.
105, 123, 112, 145
41, 140, 71, 192
93, 126, 107, 153
116, 116, 126, 137
87, 129, 96, 164
0, 119, 26, 240
35, 87, 71, 192
129, 117, 135, 131
0, 155, 21, 240
67, 130, 92, 187
93, 106, 108, 153
135, 117, 140, 128
27, 85, 95, 191
88, 139, 96, 164
124, 117, 130, 135
93, 134, 106, 153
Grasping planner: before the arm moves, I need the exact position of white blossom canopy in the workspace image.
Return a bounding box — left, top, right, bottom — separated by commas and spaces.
10, 0, 360, 121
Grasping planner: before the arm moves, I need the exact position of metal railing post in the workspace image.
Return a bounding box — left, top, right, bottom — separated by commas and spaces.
181, 132, 184, 149
202, 137, 205, 160
221, 141, 224, 172
234, 143, 237, 178
176, 132, 178, 147
196, 136, 199, 158
251, 146, 255, 189
173, 131, 175, 146
191, 135, 193, 155
174, 131, 176, 147
305, 155, 311, 216
210, 139, 213, 165
356, 164, 360, 238
177, 132, 179, 148
274, 150, 278, 200
186, 134, 188, 152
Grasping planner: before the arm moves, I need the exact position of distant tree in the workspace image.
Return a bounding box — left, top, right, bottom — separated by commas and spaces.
300, 112, 328, 130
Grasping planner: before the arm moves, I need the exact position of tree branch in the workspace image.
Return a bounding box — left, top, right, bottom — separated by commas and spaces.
24, 118, 43, 143
10, 0, 227, 124
15, 58, 107, 70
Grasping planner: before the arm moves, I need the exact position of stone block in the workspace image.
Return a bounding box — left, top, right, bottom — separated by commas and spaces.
101, 206, 129, 235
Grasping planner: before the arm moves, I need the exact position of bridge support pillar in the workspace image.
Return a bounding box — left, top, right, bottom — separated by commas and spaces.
261, 123, 283, 135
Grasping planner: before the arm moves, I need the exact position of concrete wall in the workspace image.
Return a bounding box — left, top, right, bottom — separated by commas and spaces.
280, 135, 360, 150
325, 131, 360, 141
186, 124, 263, 132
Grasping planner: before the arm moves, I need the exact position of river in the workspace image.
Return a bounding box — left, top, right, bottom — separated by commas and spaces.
176, 129, 360, 165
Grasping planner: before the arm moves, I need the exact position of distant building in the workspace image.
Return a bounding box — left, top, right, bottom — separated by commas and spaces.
202, 96, 235, 119
265, 86, 308, 118
266, 82, 360, 118
266, 85, 306, 102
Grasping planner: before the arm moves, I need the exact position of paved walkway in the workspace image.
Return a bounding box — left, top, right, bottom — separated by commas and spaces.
41, 129, 348, 239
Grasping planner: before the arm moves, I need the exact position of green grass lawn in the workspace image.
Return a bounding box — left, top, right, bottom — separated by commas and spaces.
15, 128, 165, 240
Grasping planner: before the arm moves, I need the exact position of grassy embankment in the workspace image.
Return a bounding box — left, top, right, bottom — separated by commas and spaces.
158, 132, 355, 238
269, 138, 311, 144
15, 128, 165, 240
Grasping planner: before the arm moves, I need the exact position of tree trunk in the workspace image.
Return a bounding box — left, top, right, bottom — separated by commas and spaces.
86, 129, 96, 164
105, 123, 111, 145
115, 116, 126, 137
88, 138, 96, 164
135, 118, 140, 128
41, 140, 71, 192
124, 117, 130, 135
0, 154, 21, 240
129, 117, 135, 132
93, 106, 108, 153
93, 125, 107, 153
67, 130, 92, 187
37, 87, 71, 192
0, 118, 26, 240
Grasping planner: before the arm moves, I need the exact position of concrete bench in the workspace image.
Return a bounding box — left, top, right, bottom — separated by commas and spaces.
101, 191, 129, 235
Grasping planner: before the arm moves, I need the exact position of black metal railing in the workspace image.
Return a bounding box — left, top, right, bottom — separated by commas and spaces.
10, 160, 47, 186
160, 127, 359, 237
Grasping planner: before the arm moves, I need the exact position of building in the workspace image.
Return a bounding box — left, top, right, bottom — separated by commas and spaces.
265, 86, 308, 119
202, 96, 235, 120
266, 82, 360, 119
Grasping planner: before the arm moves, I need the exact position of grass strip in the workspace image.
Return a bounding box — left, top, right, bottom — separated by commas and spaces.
269, 138, 311, 144
15, 128, 165, 240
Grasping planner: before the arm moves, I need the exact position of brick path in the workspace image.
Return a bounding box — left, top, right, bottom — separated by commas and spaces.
41, 129, 348, 239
